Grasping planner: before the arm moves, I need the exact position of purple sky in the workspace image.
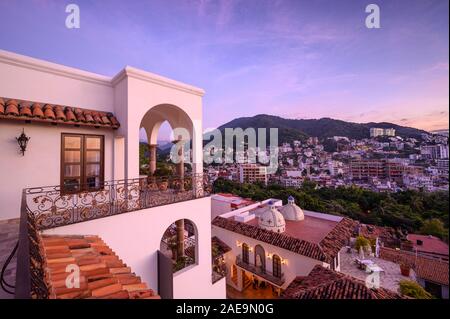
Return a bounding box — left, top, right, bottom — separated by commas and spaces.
0, 0, 448, 140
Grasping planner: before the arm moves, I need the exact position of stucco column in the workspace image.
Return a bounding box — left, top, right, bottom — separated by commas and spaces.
149, 144, 157, 175
172, 139, 185, 191
176, 219, 185, 259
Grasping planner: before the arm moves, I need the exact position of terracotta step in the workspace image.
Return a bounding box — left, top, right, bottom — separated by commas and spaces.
55, 290, 92, 299
54, 282, 88, 296
109, 267, 131, 274
50, 275, 87, 288
128, 289, 154, 299
115, 275, 141, 285
45, 251, 73, 259
100, 290, 130, 299
87, 277, 119, 291
46, 257, 76, 264
79, 262, 107, 272
122, 283, 148, 292
85, 273, 114, 282
75, 256, 102, 266
144, 295, 161, 299
91, 283, 123, 297
44, 245, 71, 253
82, 267, 111, 278
70, 248, 96, 255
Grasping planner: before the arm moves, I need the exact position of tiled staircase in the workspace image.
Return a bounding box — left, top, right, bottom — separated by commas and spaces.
41, 234, 160, 299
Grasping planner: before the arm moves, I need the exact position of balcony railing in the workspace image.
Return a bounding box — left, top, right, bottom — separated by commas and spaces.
15, 174, 211, 298
235, 255, 285, 287
23, 174, 211, 230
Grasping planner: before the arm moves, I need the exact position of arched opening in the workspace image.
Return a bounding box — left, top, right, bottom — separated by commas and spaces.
139, 104, 194, 179
242, 243, 250, 264
254, 244, 266, 273
160, 218, 198, 273
272, 255, 282, 278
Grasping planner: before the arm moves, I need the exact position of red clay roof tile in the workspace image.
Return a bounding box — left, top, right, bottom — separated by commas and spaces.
281, 265, 404, 299
39, 234, 159, 299
0, 97, 120, 129
212, 216, 356, 263
5, 99, 19, 116
380, 246, 449, 286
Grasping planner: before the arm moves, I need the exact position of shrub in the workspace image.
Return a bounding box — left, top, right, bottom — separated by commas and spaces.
355, 236, 370, 252
399, 280, 433, 299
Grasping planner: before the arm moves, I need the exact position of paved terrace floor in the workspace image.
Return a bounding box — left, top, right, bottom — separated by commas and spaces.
0, 218, 19, 299
339, 247, 417, 293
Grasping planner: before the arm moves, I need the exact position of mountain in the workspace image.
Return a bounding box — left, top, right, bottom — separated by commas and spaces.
216, 114, 427, 142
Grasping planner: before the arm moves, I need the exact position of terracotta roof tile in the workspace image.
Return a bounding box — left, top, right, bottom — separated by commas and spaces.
5, 99, 19, 116
19, 103, 32, 117
39, 234, 159, 299
43, 104, 56, 119
32, 103, 44, 118
0, 98, 5, 114
406, 234, 449, 256
0, 97, 120, 129
380, 247, 449, 286
281, 265, 404, 299
212, 216, 356, 263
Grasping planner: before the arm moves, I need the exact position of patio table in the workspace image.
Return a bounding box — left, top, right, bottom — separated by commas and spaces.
366, 264, 384, 273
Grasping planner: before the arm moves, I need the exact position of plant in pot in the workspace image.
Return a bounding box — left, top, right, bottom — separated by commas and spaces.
399, 262, 411, 277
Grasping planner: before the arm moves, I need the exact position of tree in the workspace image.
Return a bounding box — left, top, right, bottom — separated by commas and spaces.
420, 219, 446, 239
355, 236, 370, 252
399, 280, 432, 299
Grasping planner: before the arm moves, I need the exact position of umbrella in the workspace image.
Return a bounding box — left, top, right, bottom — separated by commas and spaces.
359, 246, 365, 259
375, 238, 380, 258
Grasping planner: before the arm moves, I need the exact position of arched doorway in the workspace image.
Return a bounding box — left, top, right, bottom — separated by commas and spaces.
160, 218, 198, 273
254, 245, 266, 273
272, 255, 282, 278
242, 243, 250, 264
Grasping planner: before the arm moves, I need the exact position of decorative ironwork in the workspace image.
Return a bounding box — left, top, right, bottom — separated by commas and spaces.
24, 174, 210, 230
27, 210, 49, 299
16, 128, 30, 156
236, 255, 285, 287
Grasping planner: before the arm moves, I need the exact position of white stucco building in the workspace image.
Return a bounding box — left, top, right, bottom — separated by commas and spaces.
211, 196, 356, 296
0, 49, 225, 299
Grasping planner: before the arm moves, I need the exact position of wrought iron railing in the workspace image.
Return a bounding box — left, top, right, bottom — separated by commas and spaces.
15, 174, 211, 298
236, 255, 285, 287
15, 190, 50, 299
24, 173, 211, 230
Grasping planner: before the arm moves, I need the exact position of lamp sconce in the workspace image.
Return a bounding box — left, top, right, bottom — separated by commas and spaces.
16, 128, 30, 156
248, 246, 254, 252
266, 253, 273, 259
281, 258, 288, 265
236, 240, 242, 247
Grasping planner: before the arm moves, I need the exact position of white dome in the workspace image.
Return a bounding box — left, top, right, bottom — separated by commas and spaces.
258, 201, 286, 233
279, 196, 305, 221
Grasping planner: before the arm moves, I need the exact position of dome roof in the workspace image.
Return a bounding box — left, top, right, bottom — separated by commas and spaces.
258, 201, 286, 233
279, 196, 305, 221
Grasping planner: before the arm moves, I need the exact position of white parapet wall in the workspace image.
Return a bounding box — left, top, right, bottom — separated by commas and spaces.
43, 196, 225, 299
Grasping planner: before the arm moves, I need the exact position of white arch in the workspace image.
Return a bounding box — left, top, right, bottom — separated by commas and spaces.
140, 104, 194, 145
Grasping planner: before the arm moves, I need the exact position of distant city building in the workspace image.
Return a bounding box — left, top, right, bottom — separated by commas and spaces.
239, 164, 268, 185
350, 159, 405, 181
421, 144, 449, 159
370, 127, 396, 137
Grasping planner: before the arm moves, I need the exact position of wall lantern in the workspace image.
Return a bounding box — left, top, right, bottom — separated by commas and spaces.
16, 128, 30, 156
236, 240, 242, 247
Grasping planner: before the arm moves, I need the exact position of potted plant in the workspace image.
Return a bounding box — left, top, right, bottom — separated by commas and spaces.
400, 262, 411, 277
